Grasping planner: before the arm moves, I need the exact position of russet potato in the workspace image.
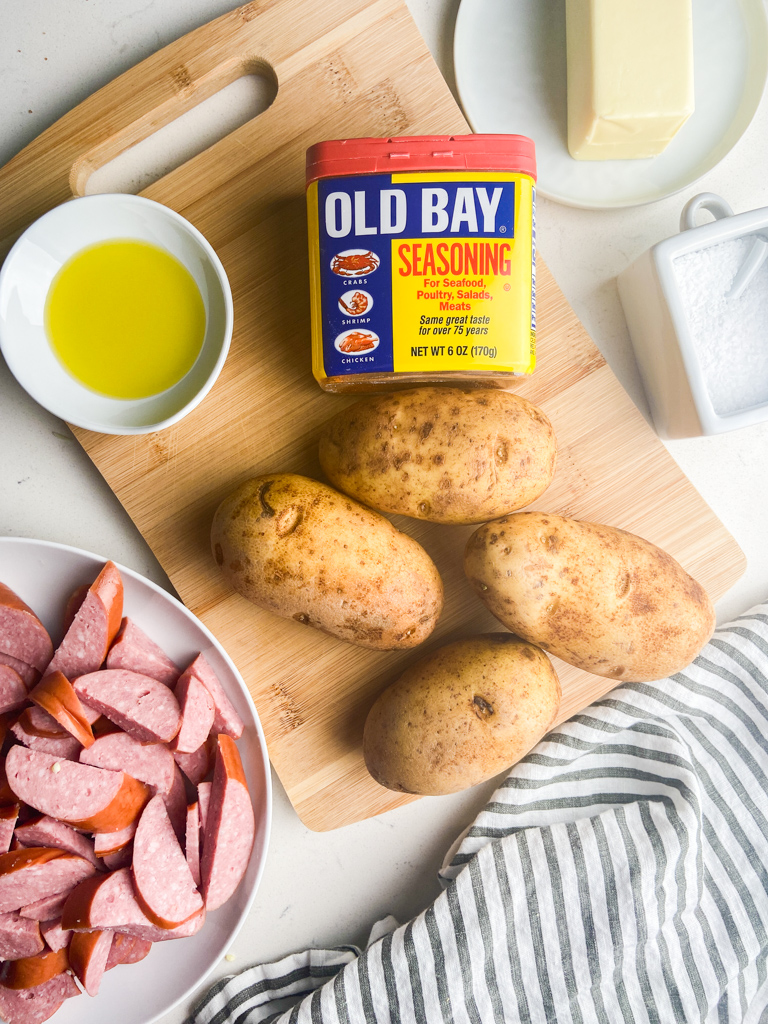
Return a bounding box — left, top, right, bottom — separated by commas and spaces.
464, 511, 715, 682
211, 473, 443, 650
363, 634, 561, 795
318, 387, 556, 525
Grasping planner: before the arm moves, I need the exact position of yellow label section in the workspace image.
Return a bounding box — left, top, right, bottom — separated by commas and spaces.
307, 180, 326, 384
390, 173, 534, 375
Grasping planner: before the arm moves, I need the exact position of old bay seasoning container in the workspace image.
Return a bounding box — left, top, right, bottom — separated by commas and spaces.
306, 134, 536, 392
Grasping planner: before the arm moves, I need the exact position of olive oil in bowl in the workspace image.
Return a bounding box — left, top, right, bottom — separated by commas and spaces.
45, 239, 206, 400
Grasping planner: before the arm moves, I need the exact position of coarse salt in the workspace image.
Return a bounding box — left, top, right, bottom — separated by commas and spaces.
673, 236, 768, 416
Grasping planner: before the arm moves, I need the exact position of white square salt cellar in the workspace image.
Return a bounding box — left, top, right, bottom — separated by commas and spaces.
618, 192, 768, 438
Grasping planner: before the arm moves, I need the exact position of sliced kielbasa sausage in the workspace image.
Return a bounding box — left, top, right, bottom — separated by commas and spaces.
106, 618, 180, 686
163, 765, 187, 843
0, 804, 19, 855
14, 815, 99, 867
0, 665, 29, 715
105, 931, 151, 969
79, 730, 175, 794
73, 670, 180, 744
0, 849, 96, 915
18, 893, 70, 923
39, 919, 71, 954
171, 670, 214, 755
0, 946, 69, 989
185, 802, 201, 888
46, 561, 123, 680
200, 736, 255, 911
0, 971, 80, 1024
0, 583, 53, 675
183, 655, 243, 739
5, 746, 149, 834
92, 821, 136, 858
10, 714, 82, 762
0, 653, 38, 689
173, 740, 212, 787
132, 795, 203, 929
28, 672, 94, 749
69, 929, 113, 996
0, 912, 44, 960
62, 868, 205, 943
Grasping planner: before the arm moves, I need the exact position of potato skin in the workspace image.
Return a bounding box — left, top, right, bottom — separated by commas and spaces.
464, 512, 716, 682
318, 387, 556, 525
211, 474, 443, 650
363, 634, 560, 795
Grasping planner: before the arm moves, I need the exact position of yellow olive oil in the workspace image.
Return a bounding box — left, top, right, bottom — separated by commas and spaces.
45, 239, 206, 400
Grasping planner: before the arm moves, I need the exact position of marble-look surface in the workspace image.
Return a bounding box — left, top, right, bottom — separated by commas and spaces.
1, 2, 767, 1020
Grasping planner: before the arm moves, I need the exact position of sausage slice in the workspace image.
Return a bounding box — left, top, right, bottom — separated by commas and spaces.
0, 666, 29, 715
0, 912, 44, 960
0, 804, 19, 855
92, 821, 136, 858
73, 669, 180, 744
39, 919, 70, 954
183, 655, 244, 739
62, 868, 205, 942
0, 849, 96, 915
197, 781, 212, 833
200, 736, 255, 911
106, 618, 180, 686
69, 929, 113, 996
0, 972, 80, 1024
18, 893, 70, 923
101, 847, 133, 872
0, 584, 53, 675
46, 561, 123, 680
132, 795, 203, 929
79, 730, 175, 794
185, 802, 201, 887
27, 672, 94, 748
105, 931, 152, 969
5, 746, 149, 834
9, 716, 82, 765
163, 765, 187, 843
0, 653, 38, 689
173, 740, 212, 787
171, 669, 215, 754
14, 815, 99, 867
0, 947, 69, 989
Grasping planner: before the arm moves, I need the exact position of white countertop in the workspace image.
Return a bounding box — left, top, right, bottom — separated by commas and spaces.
1, 1, 767, 1021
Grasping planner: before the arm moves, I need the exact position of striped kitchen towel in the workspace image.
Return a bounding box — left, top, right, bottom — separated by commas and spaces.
190, 604, 768, 1024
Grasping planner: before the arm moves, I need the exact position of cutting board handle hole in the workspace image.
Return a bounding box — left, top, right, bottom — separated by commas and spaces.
77, 68, 278, 196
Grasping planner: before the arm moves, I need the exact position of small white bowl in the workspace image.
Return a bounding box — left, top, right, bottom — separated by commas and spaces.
618, 192, 768, 439
0, 194, 233, 435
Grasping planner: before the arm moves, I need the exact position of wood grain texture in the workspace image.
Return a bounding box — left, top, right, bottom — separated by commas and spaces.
0, 0, 745, 830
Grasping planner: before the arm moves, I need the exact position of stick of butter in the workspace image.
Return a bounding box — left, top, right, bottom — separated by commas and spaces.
565, 0, 694, 160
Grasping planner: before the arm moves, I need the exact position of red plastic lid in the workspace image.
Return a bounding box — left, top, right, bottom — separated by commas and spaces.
305, 135, 536, 185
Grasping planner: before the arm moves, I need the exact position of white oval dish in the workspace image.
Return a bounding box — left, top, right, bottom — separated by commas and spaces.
453, 0, 768, 209
0, 194, 233, 434
0, 535, 271, 1024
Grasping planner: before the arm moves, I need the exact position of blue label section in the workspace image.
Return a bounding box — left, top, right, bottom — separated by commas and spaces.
316, 174, 516, 378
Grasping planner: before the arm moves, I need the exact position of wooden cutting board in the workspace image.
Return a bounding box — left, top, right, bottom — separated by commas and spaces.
0, 0, 746, 830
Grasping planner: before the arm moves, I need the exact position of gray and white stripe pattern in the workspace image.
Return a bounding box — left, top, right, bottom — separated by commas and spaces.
191, 606, 768, 1023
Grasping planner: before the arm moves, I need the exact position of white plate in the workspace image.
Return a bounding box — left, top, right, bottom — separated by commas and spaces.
453, 0, 768, 209
0, 536, 272, 1024
0, 194, 233, 435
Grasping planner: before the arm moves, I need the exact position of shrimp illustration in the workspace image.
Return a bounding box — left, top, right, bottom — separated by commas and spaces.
338, 291, 370, 315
